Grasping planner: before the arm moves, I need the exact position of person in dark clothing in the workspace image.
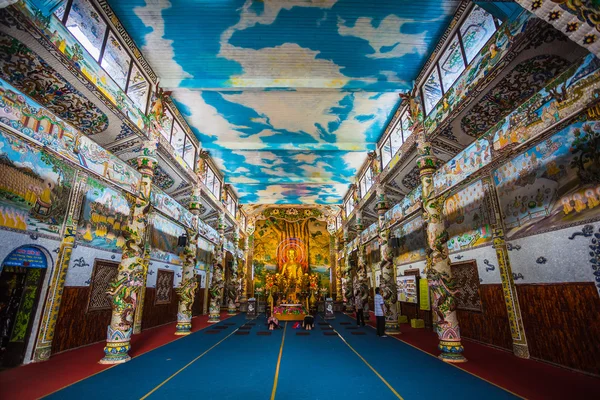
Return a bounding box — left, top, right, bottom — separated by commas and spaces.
355, 299, 365, 327
374, 287, 387, 337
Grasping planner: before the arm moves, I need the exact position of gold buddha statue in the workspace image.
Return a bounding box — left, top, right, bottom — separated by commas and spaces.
281, 248, 302, 280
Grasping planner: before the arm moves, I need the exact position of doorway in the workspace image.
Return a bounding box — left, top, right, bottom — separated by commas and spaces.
0, 246, 48, 368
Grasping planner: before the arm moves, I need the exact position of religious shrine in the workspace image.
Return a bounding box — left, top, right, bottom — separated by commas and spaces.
0, 1, 599, 399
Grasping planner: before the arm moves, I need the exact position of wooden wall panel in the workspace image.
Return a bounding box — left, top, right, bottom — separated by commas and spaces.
192, 288, 205, 317
141, 288, 179, 330
517, 283, 600, 375
456, 284, 513, 351
52, 286, 111, 354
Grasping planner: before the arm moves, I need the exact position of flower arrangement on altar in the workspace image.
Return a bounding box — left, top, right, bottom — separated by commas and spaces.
273, 305, 307, 315
308, 274, 319, 291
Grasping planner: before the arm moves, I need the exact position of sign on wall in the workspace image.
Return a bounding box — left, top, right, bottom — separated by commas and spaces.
396, 275, 417, 303
3, 247, 47, 269
419, 278, 430, 311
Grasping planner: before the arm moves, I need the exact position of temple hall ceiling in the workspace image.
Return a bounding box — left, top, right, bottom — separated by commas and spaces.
106, 0, 461, 204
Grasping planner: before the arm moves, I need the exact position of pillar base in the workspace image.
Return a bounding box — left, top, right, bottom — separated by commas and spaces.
438, 339, 467, 363
385, 321, 401, 335
513, 343, 530, 359
33, 346, 51, 362
175, 322, 192, 335
99, 342, 131, 364
227, 309, 237, 315
208, 314, 221, 323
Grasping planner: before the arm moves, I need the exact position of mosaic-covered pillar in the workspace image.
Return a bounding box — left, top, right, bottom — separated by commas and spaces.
417, 139, 466, 363
33, 172, 87, 361
208, 211, 226, 323
355, 244, 370, 313
343, 247, 354, 313
335, 236, 343, 301
377, 185, 400, 334
239, 236, 249, 307
132, 231, 151, 335
483, 177, 530, 358
174, 188, 202, 335
227, 226, 239, 315
100, 136, 158, 364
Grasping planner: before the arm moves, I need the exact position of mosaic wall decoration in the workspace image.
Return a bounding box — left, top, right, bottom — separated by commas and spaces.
360, 222, 378, 244
392, 215, 427, 265
198, 219, 219, 245
0, 33, 109, 136
150, 186, 194, 230
0, 79, 141, 194
444, 180, 492, 252
149, 213, 185, 265
433, 138, 491, 194
492, 54, 600, 153
15, 2, 147, 131
77, 178, 130, 251
424, 10, 531, 133
450, 260, 482, 312
87, 260, 118, 311
460, 54, 572, 138
105, 0, 463, 204
493, 119, 600, 239
0, 129, 73, 237
384, 186, 422, 226
155, 269, 174, 305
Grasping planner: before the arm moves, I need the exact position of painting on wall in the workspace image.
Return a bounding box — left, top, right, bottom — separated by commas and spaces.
77, 179, 130, 250
493, 119, 600, 239
149, 213, 185, 265
392, 215, 427, 265
252, 212, 330, 290
0, 129, 73, 236
444, 180, 492, 252
433, 138, 491, 193
0, 79, 141, 194
150, 187, 194, 230
384, 186, 422, 226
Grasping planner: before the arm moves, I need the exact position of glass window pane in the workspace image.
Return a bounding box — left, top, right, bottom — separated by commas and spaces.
460, 6, 496, 63
401, 113, 412, 141
205, 166, 214, 193
213, 177, 221, 199
423, 68, 443, 115
170, 120, 186, 156
381, 138, 392, 168
127, 63, 149, 112
390, 124, 402, 155
439, 35, 466, 91
64, 0, 107, 61
101, 32, 131, 89
183, 140, 196, 168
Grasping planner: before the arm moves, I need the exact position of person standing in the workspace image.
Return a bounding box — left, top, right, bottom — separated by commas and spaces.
374, 288, 387, 337
355, 299, 365, 327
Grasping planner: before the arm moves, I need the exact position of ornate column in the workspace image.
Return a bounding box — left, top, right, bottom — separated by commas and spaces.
335, 236, 343, 301
132, 231, 151, 335
343, 246, 354, 313
208, 211, 226, 323
100, 136, 158, 364
483, 177, 530, 358
355, 244, 369, 313
401, 90, 466, 363
227, 226, 239, 315
33, 172, 87, 361
239, 235, 249, 309
376, 184, 400, 334
174, 186, 202, 335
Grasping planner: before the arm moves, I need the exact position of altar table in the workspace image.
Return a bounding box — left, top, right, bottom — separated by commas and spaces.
273, 304, 308, 321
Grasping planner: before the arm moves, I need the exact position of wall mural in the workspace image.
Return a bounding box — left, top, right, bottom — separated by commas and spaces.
392, 215, 426, 265
15, 2, 147, 131
0, 129, 73, 236
494, 118, 600, 239
252, 212, 331, 290
433, 138, 491, 194
77, 178, 130, 251
0, 79, 141, 194
149, 186, 194, 230
149, 213, 185, 265
444, 179, 492, 252
383, 185, 422, 226
105, 0, 463, 204
0, 33, 109, 136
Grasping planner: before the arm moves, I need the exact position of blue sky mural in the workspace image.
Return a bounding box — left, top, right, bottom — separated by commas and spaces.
107, 0, 460, 204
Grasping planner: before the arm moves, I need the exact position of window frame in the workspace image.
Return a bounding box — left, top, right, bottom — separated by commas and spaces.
378, 108, 412, 169
419, 4, 501, 116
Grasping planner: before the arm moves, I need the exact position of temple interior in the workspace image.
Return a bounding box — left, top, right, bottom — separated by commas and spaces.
0, 1, 599, 399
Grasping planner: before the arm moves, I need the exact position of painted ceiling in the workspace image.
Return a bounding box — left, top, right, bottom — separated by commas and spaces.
107, 0, 461, 204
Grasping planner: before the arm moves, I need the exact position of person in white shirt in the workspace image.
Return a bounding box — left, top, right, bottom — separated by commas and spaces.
374, 288, 387, 337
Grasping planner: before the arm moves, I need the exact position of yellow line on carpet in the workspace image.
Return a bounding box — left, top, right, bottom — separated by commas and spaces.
334, 329, 404, 399
140, 327, 240, 400
270, 322, 287, 400
344, 313, 523, 399
40, 315, 235, 399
